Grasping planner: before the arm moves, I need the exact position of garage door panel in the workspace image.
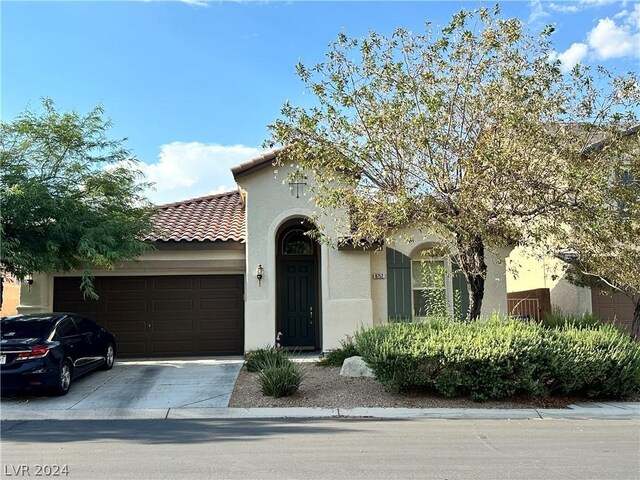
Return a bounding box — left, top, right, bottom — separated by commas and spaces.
592, 289, 634, 334
152, 341, 194, 355
152, 299, 193, 312
106, 300, 148, 312
200, 299, 242, 310
200, 276, 242, 289
117, 341, 149, 356
53, 275, 244, 357
106, 278, 148, 292
153, 278, 194, 291
153, 319, 194, 332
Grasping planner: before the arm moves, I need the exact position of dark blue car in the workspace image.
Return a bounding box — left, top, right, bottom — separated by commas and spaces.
0, 313, 116, 396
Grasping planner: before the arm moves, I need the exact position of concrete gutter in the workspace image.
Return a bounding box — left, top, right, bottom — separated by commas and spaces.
2, 403, 638, 421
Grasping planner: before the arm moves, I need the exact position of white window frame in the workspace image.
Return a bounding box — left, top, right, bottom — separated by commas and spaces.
410, 257, 454, 318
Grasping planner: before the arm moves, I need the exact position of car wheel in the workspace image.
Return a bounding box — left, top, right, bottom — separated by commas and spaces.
53, 361, 72, 396
100, 343, 115, 371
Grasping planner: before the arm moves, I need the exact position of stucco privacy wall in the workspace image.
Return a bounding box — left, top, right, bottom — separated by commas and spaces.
17, 248, 245, 314
236, 163, 375, 351
507, 246, 592, 316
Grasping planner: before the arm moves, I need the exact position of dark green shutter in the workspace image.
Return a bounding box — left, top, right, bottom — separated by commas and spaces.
386, 248, 412, 321
451, 261, 469, 321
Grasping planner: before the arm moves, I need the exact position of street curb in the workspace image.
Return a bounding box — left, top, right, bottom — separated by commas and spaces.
2, 404, 638, 421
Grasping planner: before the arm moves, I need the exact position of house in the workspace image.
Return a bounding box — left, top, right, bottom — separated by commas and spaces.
506, 125, 640, 334
507, 247, 636, 334
16, 149, 510, 357
0, 274, 20, 317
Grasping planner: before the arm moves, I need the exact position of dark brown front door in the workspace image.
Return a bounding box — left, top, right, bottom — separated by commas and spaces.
279, 261, 316, 348
53, 275, 244, 357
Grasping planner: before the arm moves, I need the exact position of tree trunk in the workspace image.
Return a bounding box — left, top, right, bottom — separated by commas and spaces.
632, 298, 640, 341
455, 235, 487, 321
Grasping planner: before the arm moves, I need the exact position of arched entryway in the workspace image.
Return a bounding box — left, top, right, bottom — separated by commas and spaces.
276, 219, 321, 350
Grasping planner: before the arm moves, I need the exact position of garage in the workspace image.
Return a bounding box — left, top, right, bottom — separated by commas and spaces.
53, 275, 244, 357
591, 288, 635, 334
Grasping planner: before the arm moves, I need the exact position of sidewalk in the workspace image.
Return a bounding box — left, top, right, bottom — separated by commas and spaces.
2, 402, 638, 421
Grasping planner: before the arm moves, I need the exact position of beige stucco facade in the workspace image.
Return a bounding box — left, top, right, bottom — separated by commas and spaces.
236, 163, 377, 351
507, 246, 593, 316
237, 163, 511, 351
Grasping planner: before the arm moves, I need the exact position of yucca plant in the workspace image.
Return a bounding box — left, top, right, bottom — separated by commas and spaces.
258, 358, 304, 398
244, 346, 289, 373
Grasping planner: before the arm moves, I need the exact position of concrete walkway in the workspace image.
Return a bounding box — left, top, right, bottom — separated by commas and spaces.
2, 402, 638, 421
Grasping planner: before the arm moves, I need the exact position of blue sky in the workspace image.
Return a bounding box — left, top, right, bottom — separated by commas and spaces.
2, 0, 639, 204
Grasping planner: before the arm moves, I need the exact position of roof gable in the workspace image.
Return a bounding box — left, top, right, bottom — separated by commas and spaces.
231, 146, 289, 180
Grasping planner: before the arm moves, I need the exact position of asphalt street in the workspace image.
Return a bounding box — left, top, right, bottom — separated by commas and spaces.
2, 418, 639, 480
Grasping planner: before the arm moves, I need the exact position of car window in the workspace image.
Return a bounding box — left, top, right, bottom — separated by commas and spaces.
56, 318, 79, 338
73, 316, 99, 334
0, 318, 52, 340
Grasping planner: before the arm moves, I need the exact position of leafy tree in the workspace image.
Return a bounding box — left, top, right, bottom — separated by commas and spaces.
0, 99, 154, 299
268, 6, 639, 320
558, 127, 640, 339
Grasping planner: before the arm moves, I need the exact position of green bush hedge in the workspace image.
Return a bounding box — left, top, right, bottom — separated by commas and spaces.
355, 316, 640, 401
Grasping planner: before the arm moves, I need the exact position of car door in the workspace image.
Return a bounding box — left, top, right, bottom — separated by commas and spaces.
72, 316, 104, 368
54, 317, 85, 372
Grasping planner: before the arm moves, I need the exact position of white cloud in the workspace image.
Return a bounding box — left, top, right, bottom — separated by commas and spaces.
138, 142, 264, 205
555, 42, 590, 72
548, 3, 580, 13
587, 17, 640, 59
626, 3, 640, 30
549, 0, 628, 13
528, 0, 550, 24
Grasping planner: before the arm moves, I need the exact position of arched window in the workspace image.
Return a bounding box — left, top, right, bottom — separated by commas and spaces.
282, 229, 313, 255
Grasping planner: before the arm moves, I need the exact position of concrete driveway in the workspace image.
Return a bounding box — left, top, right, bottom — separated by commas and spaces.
1, 357, 243, 414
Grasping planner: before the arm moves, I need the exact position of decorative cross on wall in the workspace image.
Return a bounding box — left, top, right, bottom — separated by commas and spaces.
288, 178, 307, 198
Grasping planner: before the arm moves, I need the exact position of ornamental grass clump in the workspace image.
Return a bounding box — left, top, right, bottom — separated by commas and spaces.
244, 346, 289, 373
258, 356, 304, 398
319, 336, 359, 367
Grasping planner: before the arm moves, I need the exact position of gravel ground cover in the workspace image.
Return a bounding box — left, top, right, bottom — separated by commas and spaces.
229, 363, 590, 409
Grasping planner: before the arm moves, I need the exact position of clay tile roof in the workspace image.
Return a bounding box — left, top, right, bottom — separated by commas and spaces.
148, 190, 245, 243
231, 146, 290, 179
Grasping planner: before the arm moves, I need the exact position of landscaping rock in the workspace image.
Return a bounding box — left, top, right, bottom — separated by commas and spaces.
340, 356, 375, 378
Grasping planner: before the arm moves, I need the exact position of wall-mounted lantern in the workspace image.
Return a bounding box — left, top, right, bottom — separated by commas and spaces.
256, 264, 264, 286
26, 274, 34, 292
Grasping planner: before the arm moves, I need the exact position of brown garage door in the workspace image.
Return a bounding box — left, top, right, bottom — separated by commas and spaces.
592, 288, 634, 334
53, 275, 244, 357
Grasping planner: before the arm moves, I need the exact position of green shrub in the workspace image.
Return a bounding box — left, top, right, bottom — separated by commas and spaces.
319, 336, 359, 367
244, 346, 288, 373
355, 316, 640, 401
541, 310, 605, 330
258, 360, 304, 398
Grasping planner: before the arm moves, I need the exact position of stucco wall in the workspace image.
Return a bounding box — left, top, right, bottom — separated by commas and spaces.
507, 246, 592, 316
17, 247, 246, 314
237, 163, 376, 352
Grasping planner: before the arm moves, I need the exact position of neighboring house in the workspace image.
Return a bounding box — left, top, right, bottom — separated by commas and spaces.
507, 247, 636, 334
507, 125, 640, 334
0, 274, 21, 317
16, 149, 510, 357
